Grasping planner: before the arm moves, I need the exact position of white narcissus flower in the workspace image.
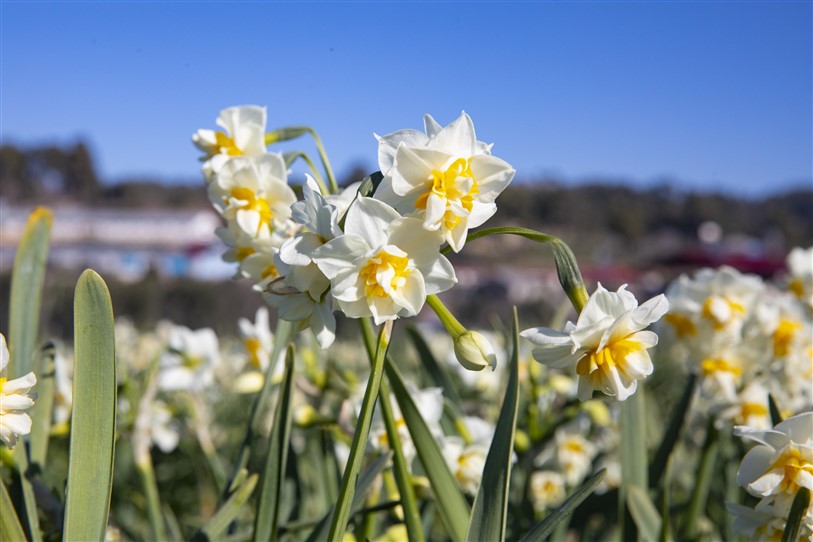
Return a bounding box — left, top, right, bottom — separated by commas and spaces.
193, 105, 268, 179
521, 284, 669, 401
207, 154, 297, 238
375, 112, 515, 252
529, 471, 567, 514
237, 307, 274, 371
312, 197, 457, 325
0, 334, 37, 449
158, 326, 221, 392
735, 411, 813, 500
786, 246, 813, 309
265, 175, 341, 348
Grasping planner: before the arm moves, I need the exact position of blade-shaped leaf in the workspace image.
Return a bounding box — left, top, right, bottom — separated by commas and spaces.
63, 270, 117, 542
8, 207, 52, 379
1, 479, 26, 542
385, 359, 470, 542
518, 468, 607, 542
466, 309, 520, 541
782, 487, 811, 542
627, 485, 661, 541
254, 346, 296, 542
406, 325, 462, 404
650, 374, 696, 488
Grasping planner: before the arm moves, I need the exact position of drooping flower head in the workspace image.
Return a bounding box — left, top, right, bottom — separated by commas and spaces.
0, 334, 37, 449
312, 197, 457, 325
193, 105, 268, 179
521, 284, 669, 401
375, 112, 515, 252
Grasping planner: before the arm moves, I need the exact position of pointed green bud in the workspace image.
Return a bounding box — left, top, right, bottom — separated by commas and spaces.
453, 330, 497, 372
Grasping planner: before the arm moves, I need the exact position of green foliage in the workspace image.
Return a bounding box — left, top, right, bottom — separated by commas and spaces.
64, 270, 117, 542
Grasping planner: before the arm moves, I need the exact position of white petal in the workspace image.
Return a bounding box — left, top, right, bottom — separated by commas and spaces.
423, 256, 457, 295
312, 235, 369, 280
428, 112, 476, 157
345, 198, 400, 248
469, 154, 515, 201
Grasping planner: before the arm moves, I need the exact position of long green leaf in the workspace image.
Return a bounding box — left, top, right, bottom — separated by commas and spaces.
518, 468, 607, 542
8, 206, 52, 379
254, 346, 296, 542
627, 485, 661, 541
649, 374, 696, 489
29, 342, 56, 468
1, 479, 26, 542
385, 359, 470, 542
305, 452, 392, 542
328, 321, 393, 540
466, 309, 521, 541
620, 388, 648, 540
63, 270, 117, 542
193, 473, 259, 542
683, 421, 718, 540
782, 487, 811, 542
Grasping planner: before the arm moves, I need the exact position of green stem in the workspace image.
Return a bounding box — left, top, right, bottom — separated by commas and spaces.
305, 127, 338, 194
137, 458, 167, 541
360, 319, 426, 542
266, 126, 338, 194
327, 320, 393, 540
441, 227, 589, 313
284, 151, 329, 195
11, 446, 42, 542
425, 295, 466, 337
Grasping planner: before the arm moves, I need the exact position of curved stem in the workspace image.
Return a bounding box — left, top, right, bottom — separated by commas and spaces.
425, 295, 466, 338
441, 226, 589, 314
305, 127, 339, 194
284, 151, 329, 195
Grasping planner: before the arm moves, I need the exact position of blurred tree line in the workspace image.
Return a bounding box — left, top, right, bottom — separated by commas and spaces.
3, 142, 810, 246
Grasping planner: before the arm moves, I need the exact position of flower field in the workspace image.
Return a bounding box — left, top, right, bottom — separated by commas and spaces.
0, 108, 811, 542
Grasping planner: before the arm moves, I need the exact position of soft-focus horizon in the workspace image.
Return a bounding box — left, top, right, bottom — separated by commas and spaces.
2, 1, 811, 196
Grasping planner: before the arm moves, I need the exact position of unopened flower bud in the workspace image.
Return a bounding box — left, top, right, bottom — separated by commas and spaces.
454, 330, 497, 372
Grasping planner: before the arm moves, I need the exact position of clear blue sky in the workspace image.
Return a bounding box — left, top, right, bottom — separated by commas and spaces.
2, 1, 811, 196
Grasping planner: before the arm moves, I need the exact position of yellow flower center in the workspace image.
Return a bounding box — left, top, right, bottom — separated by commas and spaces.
773, 318, 802, 357
738, 401, 768, 423
416, 158, 479, 225
214, 132, 243, 156
359, 249, 411, 299
244, 337, 262, 368
235, 246, 255, 261
563, 439, 586, 454
788, 278, 805, 299
0, 376, 6, 387
229, 187, 274, 228
701, 296, 746, 329
664, 313, 697, 337
576, 338, 645, 379
767, 446, 813, 495
700, 358, 742, 376
182, 355, 203, 369
261, 264, 279, 280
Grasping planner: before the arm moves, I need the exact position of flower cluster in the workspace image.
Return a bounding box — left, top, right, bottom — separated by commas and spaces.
195, 108, 515, 349
660, 252, 813, 429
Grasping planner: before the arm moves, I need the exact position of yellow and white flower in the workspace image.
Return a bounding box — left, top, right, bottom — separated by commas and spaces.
735, 411, 813, 500
529, 471, 567, 514
158, 325, 221, 392
521, 284, 669, 401
786, 246, 813, 309
237, 307, 275, 371
375, 112, 515, 252
0, 334, 37, 449
193, 105, 268, 179
312, 197, 456, 325
207, 154, 297, 239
